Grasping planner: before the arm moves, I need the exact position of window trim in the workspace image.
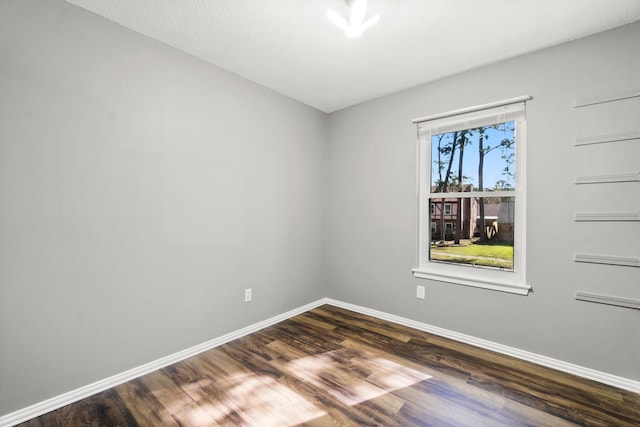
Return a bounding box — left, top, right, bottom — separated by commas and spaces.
412, 97, 532, 295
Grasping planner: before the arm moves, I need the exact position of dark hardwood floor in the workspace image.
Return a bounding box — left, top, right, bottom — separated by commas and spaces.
18, 305, 640, 426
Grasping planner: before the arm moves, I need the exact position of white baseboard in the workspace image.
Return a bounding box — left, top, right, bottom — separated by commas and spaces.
324, 299, 640, 394
2, 297, 638, 426
0, 299, 326, 427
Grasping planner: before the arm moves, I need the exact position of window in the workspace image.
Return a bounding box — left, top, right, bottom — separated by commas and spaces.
412, 97, 531, 295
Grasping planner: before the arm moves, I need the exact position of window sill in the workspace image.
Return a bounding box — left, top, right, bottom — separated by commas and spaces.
412, 267, 531, 295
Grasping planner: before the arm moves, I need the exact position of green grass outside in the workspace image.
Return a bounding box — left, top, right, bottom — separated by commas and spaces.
430, 241, 514, 270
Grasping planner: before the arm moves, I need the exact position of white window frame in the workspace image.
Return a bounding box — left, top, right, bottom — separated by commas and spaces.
412, 96, 532, 295
443, 203, 452, 215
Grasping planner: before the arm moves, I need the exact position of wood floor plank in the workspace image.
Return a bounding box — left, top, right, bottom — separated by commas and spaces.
264, 338, 310, 361
170, 401, 220, 427
313, 306, 415, 343
179, 351, 261, 426
394, 399, 461, 427
290, 311, 339, 331
23, 388, 137, 427
115, 379, 179, 426
138, 369, 195, 416
501, 397, 581, 427
264, 320, 343, 355
17, 304, 640, 426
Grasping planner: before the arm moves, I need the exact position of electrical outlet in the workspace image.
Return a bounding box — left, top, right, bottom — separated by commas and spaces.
244, 288, 252, 302
416, 285, 425, 300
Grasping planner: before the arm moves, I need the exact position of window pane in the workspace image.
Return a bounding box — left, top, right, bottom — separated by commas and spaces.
431, 121, 516, 192
429, 197, 514, 271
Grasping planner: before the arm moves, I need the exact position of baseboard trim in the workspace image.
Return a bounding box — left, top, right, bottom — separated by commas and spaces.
323, 299, 640, 394
2, 297, 638, 426
0, 299, 327, 427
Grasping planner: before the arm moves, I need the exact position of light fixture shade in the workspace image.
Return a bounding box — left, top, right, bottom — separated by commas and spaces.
327, 0, 379, 37
327, 9, 348, 31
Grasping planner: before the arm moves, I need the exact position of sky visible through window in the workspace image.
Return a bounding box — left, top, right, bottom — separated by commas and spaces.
431, 121, 516, 191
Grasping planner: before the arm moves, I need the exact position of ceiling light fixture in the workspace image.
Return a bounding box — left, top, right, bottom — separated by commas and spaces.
327, 0, 380, 38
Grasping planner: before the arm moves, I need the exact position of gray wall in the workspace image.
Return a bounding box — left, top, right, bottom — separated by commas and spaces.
1, 0, 638, 418
327, 22, 639, 381
0, 0, 326, 415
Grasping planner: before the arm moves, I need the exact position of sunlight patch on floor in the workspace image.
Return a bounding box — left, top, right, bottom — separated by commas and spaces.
286, 349, 432, 407
202, 374, 326, 426
174, 346, 432, 426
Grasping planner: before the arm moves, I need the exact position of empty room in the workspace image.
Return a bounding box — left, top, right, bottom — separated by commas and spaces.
1, 0, 639, 426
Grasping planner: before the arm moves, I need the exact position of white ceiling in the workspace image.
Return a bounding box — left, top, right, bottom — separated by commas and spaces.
65, 0, 640, 113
